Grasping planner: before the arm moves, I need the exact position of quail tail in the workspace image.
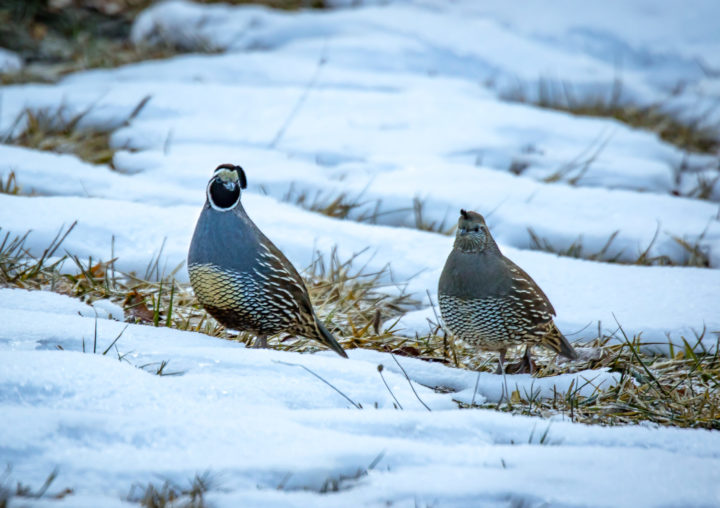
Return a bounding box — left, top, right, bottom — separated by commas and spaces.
541, 323, 578, 360
314, 319, 348, 358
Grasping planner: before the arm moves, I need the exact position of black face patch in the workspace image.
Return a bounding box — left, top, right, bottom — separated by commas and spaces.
209, 178, 240, 209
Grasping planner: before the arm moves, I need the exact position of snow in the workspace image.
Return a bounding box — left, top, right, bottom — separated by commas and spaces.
0, 48, 22, 73
0, 288, 123, 321
2, 0, 720, 505
128, 0, 720, 123
1, 289, 719, 507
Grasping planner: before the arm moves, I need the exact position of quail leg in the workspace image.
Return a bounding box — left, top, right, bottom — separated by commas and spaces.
495, 349, 507, 375
253, 334, 268, 349
505, 346, 537, 375
520, 346, 537, 375
496, 348, 511, 404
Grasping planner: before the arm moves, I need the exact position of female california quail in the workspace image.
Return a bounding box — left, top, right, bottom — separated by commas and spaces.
438, 209, 577, 374
188, 163, 348, 358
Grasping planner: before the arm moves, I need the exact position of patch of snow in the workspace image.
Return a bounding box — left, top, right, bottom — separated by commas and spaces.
1, 292, 719, 506
129, 0, 720, 125
349, 348, 620, 404
0, 288, 118, 321
91, 299, 125, 321
0, 47, 22, 73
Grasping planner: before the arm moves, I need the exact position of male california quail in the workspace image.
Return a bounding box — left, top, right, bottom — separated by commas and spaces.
188, 163, 348, 358
438, 209, 576, 374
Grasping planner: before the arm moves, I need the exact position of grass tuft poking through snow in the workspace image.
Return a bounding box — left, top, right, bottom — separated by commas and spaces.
7, 106, 115, 166
279, 186, 455, 235
0, 223, 76, 288
0, 467, 73, 506
502, 78, 720, 201
0, 466, 218, 508
127, 472, 215, 508
0, 170, 20, 195
527, 226, 711, 267
4, 97, 151, 170
502, 77, 720, 155
463, 333, 720, 429
278, 184, 381, 223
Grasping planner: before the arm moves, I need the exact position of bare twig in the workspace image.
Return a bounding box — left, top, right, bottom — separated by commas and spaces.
390, 353, 431, 411
377, 364, 403, 409
274, 360, 362, 409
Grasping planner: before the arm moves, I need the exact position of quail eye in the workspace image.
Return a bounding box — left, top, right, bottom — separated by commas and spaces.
473, 227, 480, 232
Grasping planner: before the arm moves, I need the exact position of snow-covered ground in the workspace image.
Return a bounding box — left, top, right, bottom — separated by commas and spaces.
2, 1, 720, 506
1, 290, 719, 507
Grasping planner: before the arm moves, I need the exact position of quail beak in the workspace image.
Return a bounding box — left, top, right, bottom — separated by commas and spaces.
222, 180, 237, 192
458, 227, 468, 236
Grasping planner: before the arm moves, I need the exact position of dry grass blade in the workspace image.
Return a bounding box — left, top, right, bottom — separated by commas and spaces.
412, 197, 454, 235
672, 234, 711, 267
390, 353, 431, 411
269, 40, 327, 149
377, 364, 403, 409
0, 171, 21, 195
275, 360, 362, 409
315, 451, 385, 494
543, 132, 612, 185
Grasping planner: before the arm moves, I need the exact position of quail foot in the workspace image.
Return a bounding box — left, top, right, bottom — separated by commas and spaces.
438, 209, 576, 374
188, 163, 348, 358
